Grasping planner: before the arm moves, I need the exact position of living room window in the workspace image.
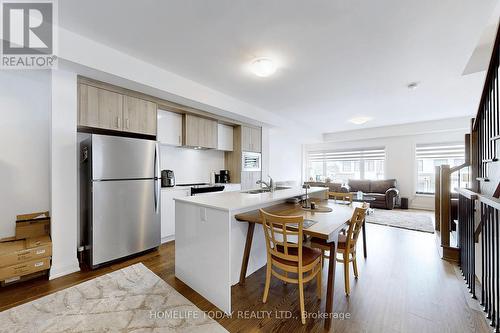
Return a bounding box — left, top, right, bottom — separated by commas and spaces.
415, 143, 468, 194
306, 147, 385, 183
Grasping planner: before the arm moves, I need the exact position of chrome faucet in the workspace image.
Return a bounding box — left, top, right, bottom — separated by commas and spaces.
256, 175, 274, 192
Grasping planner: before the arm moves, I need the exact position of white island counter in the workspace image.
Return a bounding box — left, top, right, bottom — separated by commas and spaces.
174, 186, 327, 313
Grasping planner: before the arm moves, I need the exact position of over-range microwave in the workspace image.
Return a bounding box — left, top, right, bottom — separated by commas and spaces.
242, 151, 261, 171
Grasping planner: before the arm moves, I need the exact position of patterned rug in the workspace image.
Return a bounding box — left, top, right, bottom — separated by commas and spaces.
0, 263, 227, 333
366, 209, 434, 233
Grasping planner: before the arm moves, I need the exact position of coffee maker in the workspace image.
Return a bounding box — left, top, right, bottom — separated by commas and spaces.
161, 170, 175, 187
219, 170, 230, 183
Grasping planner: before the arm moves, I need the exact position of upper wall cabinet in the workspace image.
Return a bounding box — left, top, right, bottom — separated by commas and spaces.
79, 84, 122, 131
78, 83, 157, 136
123, 96, 157, 135
217, 124, 233, 151
241, 126, 261, 153
183, 114, 217, 149
157, 109, 183, 146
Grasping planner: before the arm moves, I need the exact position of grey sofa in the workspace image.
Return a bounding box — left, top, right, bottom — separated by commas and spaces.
345, 179, 399, 210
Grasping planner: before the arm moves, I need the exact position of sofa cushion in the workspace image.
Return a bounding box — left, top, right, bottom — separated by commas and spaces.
348, 179, 370, 193
370, 179, 397, 194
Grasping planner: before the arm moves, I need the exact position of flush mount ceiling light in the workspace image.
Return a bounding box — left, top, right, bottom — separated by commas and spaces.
348, 116, 372, 125
250, 57, 276, 77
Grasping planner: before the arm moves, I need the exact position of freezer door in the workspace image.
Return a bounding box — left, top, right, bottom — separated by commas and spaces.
91, 179, 160, 266
92, 134, 158, 180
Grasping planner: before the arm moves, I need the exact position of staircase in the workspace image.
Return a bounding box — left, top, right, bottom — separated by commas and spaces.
435, 20, 500, 332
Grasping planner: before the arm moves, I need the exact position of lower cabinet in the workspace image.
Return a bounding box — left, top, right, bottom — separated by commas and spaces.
160, 188, 190, 242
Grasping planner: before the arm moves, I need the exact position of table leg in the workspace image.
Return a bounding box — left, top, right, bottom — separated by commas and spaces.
362, 220, 367, 258
239, 222, 255, 285
324, 240, 338, 331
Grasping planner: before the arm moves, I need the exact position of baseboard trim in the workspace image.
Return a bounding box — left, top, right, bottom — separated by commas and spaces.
49, 261, 80, 280
161, 235, 174, 244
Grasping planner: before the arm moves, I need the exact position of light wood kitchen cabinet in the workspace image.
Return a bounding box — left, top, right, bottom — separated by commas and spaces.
157, 109, 183, 146
241, 125, 261, 152
217, 124, 233, 151
123, 95, 157, 135
78, 83, 157, 135
183, 114, 217, 148
79, 84, 123, 131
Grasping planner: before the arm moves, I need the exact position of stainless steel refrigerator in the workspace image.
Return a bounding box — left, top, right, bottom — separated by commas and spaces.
80, 134, 160, 268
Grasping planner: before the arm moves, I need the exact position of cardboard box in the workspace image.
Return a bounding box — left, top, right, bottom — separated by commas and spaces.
1, 270, 48, 287
0, 257, 51, 281
0, 236, 52, 268
15, 211, 50, 240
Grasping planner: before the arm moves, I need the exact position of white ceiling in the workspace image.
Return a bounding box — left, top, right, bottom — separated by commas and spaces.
59, 0, 499, 134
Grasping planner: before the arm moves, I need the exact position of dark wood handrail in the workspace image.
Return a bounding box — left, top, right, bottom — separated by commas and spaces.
450, 162, 469, 174
479, 195, 500, 211
455, 188, 478, 200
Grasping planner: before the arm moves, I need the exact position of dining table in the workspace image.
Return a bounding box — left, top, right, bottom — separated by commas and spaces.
234, 199, 368, 330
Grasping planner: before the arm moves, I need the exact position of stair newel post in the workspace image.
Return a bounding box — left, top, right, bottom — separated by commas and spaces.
435, 165, 441, 231
440, 164, 451, 250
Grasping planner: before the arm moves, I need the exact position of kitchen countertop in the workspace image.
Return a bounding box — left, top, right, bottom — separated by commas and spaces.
174, 186, 326, 211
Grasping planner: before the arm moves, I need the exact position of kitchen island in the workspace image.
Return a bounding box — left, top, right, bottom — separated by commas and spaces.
174, 187, 328, 313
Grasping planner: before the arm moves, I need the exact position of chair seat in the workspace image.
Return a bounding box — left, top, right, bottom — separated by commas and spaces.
337, 234, 355, 250
272, 244, 322, 267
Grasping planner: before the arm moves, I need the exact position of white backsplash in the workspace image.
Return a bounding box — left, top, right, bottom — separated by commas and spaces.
159, 145, 224, 184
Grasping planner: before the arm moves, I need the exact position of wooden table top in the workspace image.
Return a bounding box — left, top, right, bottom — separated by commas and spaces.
234, 200, 356, 242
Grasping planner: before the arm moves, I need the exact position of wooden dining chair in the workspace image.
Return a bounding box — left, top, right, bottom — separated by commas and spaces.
260, 209, 323, 325
310, 204, 368, 296
328, 192, 353, 205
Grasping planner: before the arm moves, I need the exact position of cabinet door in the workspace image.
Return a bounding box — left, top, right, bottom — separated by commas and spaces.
251, 127, 262, 152
157, 110, 182, 146
217, 124, 233, 151
241, 126, 252, 151
97, 88, 123, 131
183, 114, 200, 147
78, 84, 99, 128
161, 189, 189, 240
123, 96, 157, 135
203, 118, 218, 149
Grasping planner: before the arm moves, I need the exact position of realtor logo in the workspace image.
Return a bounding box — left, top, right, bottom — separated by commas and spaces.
1, 0, 57, 69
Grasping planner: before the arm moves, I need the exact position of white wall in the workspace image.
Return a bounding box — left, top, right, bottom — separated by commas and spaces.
160, 145, 224, 184
267, 127, 303, 186
0, 71, 51, 239
49, 69, 80, 279
306, 117, 471, 210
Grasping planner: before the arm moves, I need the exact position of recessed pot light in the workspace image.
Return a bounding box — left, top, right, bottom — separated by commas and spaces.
348, 116, 372, 125
250, 58, 276, 77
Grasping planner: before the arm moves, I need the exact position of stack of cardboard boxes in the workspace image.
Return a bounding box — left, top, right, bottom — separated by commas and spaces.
0, 211, 52, 286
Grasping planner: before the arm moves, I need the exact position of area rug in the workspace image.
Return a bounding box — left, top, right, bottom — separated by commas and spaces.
366, 209, 434, 233
0, 263, 227, 333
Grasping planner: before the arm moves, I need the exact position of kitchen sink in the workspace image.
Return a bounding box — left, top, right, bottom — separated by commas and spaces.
243, 186, 291, 194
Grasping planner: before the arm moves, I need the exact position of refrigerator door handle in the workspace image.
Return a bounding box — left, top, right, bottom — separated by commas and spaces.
154, 143, 160, 213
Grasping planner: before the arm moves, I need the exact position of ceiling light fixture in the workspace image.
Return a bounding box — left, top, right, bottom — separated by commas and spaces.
250, 57, 276, 77
348, 116, 372, 125
407, 82, 419, 90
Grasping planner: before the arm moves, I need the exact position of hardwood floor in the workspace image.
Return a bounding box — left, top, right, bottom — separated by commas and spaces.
0, 223, 491, 332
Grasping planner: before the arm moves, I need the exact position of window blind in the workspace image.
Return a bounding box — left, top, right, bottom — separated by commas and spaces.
307, 147, 385, 162
415, 143, 465, 159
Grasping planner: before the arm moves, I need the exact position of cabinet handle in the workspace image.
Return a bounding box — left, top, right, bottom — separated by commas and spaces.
115, 116, 119, 128
178, 135, 181, 144
126, 118, 130, 129
118, 117, 121, 128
